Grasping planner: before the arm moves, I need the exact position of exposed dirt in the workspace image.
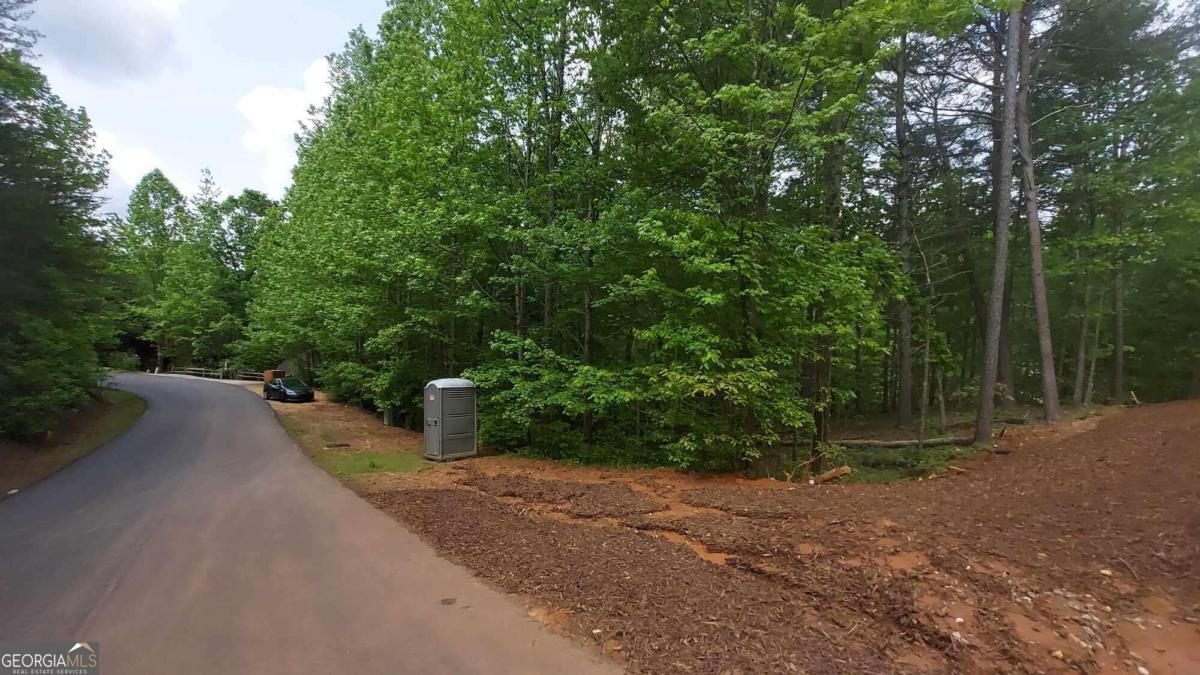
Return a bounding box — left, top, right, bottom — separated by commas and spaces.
235, 381, 425, 455
462, 471, 665, 518
291, 391, 1199, 673
368, 487, 901, 674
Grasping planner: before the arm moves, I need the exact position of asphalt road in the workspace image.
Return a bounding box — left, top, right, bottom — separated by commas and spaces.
0, 373, 618, 674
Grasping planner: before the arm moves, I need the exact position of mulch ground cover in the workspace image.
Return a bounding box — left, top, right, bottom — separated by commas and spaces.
360, 401, 1200, 674
369, 487, 921, 674
462, 471, 665, 518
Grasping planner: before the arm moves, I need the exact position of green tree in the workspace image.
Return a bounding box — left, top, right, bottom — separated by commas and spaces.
113, 169, 273, 369
240, 0, 1199, 469
0, 46, 112, 436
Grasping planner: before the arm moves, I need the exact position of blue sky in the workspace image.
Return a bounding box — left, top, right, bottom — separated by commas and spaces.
29, 0, 387, 214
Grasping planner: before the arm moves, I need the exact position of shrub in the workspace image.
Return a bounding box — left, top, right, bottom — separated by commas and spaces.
104, 351, 140, 371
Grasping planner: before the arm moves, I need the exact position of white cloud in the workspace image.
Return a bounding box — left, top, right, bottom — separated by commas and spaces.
96, 129, 164, 189
236, 58, 331, 197
94, 128, 192, 214
30, 0, 190, 80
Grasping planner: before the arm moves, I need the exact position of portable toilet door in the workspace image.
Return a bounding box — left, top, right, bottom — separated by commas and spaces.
424, 378, 477, 461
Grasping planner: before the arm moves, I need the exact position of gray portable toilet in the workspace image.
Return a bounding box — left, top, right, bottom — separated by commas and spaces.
424, 378, 477, 461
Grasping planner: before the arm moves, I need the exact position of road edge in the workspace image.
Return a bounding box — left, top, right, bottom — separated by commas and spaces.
0, 387, 148, 498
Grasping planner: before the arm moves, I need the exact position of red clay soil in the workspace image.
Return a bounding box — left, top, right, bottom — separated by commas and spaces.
360, 401, 1200, 674
462, 472, 665, 518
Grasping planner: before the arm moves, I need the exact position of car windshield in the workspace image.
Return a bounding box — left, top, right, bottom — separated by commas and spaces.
280, 377, 307, 387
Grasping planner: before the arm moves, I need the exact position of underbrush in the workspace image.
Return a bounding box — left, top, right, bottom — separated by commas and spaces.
830, 444, 980, 483
508, 432, 982, 483
511, 420, 670, 468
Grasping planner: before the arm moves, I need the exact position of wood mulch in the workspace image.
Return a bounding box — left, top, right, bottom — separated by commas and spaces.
351, 401, 1200, 673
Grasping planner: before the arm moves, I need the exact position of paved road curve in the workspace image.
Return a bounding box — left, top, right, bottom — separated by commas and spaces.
0, 374, 618, 674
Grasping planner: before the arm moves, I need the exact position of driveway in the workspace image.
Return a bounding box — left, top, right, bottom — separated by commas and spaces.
0, 373, 617, 674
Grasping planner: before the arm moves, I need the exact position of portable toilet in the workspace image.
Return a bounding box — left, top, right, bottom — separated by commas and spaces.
424, 378, 477, 461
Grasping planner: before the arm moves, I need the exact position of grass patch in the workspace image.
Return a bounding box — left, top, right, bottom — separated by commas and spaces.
834, 444, 980, 483
0, 388, 147, 494
273, 409, 427, 480
279, 416, 309, 443
313, 450, 427, 479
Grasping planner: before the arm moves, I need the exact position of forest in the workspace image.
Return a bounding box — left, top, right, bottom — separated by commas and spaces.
3, 0, 1198, 471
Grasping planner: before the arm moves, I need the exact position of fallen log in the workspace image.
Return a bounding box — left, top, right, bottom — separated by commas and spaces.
815, 465, 852, 484
804, 435, 973, 449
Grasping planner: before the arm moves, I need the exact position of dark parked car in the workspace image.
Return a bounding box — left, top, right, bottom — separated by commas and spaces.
263, 376, 314, 402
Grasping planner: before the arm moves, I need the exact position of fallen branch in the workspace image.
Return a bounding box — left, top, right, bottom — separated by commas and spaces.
815, 465, 852, 484
820, 436, 972, 449
1117, 556, 1141, 582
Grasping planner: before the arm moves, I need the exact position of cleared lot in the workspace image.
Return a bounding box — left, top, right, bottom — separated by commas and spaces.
277, 385, 1200, 673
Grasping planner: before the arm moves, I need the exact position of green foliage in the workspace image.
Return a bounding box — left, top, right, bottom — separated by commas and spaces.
316, 361, 373, 404
242, 0, 968, 469
103, 351, 140, 371
201, 0, 1200, 469
111, 168, 276, 370
8, 0, 1196, 460
0, 46, 113, 437
827, 444, 979, 483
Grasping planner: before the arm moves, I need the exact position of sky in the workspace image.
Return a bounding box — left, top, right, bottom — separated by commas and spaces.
28, 0, 387, 215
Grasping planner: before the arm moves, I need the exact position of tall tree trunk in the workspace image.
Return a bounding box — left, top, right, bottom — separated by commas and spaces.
1086, 290, 1106, 406
542, 11, 568, 346
1111, 235, 1125, 404
1072, 279, 1091, 406
960, 230, 987, 337
1056, 338, 1067, 383
582, 89, 604, 445
914, 196, 936, 449
998, 278, 1016, 402
823, 112, 848, 232
1110, 131, 1127, 403
817, 349, 831, 446
989, 12, 1005, 234
989, 12, 1017, 407
936, 366, 947, 434
1015, 3, 1059, 421
516, 95, 534, 354
807, 70, 849, 451
960, 328, 971, 395
918, 332, 930, 450
880, 323, 892, 414
976, 6, 1021, 444
894, 34, 914, 428
802, 309, 824, 474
